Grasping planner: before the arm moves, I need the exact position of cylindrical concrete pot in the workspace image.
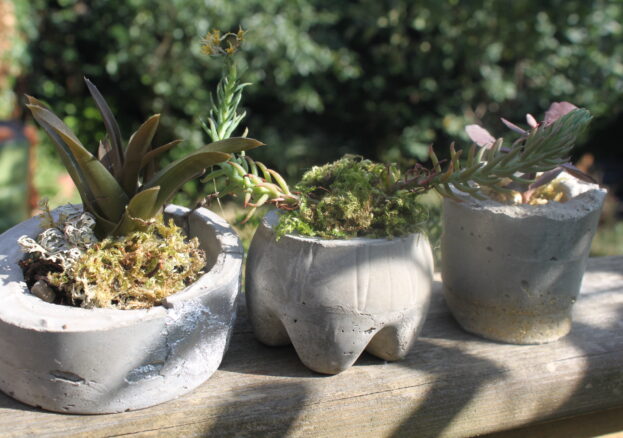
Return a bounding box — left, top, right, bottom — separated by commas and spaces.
0, 205, 242, 414
246, 211, 434, 374
441, 175, 606, 344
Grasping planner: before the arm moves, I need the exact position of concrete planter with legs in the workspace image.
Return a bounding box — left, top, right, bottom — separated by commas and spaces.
0, 205, 242, 414
245, 211, 434, 374
441, 175, 606, 344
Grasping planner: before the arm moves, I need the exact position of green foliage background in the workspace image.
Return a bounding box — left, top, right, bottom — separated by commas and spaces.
13, 0, 622, 179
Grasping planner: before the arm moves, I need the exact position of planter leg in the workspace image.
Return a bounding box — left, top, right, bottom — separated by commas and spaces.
246, 299, 290, 347
366, 315, 423, 361
283, 316, 375, 375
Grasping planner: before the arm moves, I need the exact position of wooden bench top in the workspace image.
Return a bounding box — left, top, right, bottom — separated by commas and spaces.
1, 256, 622, 437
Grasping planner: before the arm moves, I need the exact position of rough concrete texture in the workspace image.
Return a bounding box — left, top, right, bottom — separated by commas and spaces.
246, 211, 434, 374
0, 205, 242, 414
441, 174, 606, 344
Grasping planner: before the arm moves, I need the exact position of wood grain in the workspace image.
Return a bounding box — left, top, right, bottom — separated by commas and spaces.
0, 256, 622, 438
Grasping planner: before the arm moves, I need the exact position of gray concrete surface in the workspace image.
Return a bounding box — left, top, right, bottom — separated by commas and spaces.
441, 174, 606, 344
246, 211, 434, 374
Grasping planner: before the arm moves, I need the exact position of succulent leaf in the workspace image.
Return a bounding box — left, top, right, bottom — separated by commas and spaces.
465, 124, 496, 148
91, 210, 118, 238
544, 102, 578, 125
140, 139, 183, 170
97, 138, 115, 174
121, 114, 160, 196
84, 77, 124, 177
112, 186, 161, 236
500, 117, 527, 135
143, 151, 231, 208
200, 137, 264, 153
26, 102, 98, 213
26, 103, 129, 222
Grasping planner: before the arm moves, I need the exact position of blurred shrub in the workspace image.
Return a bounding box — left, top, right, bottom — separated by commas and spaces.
0, 0, 31, 118
0, 138, 29, 231
19, 0, 623, 182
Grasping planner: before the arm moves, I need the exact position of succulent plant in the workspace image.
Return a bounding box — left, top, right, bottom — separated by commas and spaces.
399, 102, 593, 201
198, 29, 298, 220
26, 77, 263, 238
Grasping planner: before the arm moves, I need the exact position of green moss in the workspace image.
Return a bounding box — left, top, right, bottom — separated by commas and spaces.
276, 156, 428, 239
48, 218, 206, 309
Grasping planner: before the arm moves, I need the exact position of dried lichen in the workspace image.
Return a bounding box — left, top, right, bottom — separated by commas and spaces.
276, 157, 428, 239
18, 203, 98, 270
19, 203, 99, 303
47, 218, 206, 310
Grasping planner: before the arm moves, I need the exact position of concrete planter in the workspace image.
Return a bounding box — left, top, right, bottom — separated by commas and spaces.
441, 175, 606, 344
0, 205, 242, 414
246, 211, 434, 374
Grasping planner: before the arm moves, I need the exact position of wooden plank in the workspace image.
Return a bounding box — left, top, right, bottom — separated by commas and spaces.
0, 256, 621, 438
483, 405, 623, 438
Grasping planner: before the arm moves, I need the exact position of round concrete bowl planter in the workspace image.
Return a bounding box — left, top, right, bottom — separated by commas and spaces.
441, 175, 606, 344
246, 211, 434, 374
0, 204, 242, 414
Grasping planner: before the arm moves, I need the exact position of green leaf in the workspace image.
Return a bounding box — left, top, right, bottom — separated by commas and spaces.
112, 186, 161, 236
144, 151, 230, 208
140, 139, 183, 170
200, 137, 264, 154
27, 103, 103, 217
26, 103, 128, 222
121, 114, 160, 196
98, 138, 114, 174
91, 209, 118, 239
24, 95, 49, 109
84, 77, 124, 177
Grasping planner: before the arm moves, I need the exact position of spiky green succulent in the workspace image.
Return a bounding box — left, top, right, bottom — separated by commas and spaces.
427, 103, 593, 200
198, 29, 298, 219
26, 78, 263, 238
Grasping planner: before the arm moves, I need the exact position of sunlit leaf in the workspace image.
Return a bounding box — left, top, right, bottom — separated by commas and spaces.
465, 124, 496, 148
27, 103, 128, 222
121, 114, 160, 196
98, 138, 114, 174
500, 118, 527, 135
144, 151, 231, 208
200, 137, 264, 153
84, 77, 124, 176
27, 103, 102, 216
113, 187, 161, 236
140, 139, 183, 170
544, 102, 578, 125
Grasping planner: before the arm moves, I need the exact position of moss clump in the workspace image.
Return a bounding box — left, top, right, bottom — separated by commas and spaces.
48, 218, 206, 309
276, 157, 428, 239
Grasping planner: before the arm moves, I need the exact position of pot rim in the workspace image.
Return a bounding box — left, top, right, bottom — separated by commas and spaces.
444, 173, 606, 220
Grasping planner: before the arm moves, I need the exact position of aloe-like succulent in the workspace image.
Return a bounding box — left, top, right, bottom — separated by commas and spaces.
26, 77, 263, 238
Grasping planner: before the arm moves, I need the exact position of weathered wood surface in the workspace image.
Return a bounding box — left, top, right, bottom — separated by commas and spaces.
0, 256, 621, 438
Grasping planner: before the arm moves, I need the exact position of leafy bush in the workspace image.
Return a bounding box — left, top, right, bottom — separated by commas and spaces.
0, 138, 29, 231
18, 0, 623, 182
